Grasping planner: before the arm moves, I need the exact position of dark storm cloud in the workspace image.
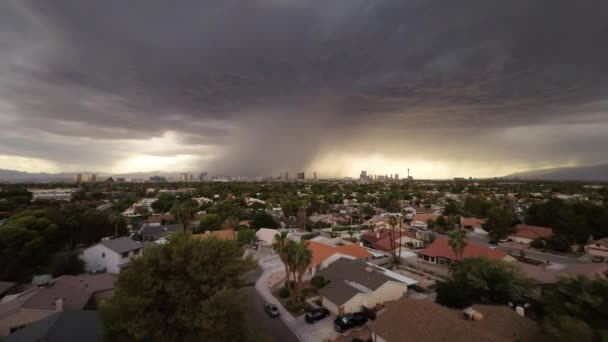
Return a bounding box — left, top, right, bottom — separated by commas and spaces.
1, 0, 608, 175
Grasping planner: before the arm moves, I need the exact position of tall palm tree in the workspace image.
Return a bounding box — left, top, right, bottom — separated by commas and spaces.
448, 229, 468, 262
272, 231, 292, 290
108, 212, 124, 237
387, 215, 399, 261
292, 240, 313, 301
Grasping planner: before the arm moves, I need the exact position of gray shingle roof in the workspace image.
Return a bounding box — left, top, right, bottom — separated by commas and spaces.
5, 311, 101, 342
318, 258, 396, 306
0, 280, 16, 295
100, 236, 143, 254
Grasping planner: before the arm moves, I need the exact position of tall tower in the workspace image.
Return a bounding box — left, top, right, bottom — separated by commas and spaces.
313, 171, 317, 180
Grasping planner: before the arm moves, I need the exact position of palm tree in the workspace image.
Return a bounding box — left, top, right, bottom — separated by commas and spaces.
108, 212, 124, 237
448, 229, 468, 262
291, 240, 313, 301
387, 216, 399, 261
272, 231, 292, 291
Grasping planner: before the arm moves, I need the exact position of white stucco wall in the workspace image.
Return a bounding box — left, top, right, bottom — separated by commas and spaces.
585, 244, 608, 257
321, 296, 340, 316
509, 236, 534, 244
83, 244, 141, 274
342, 281, 408, 314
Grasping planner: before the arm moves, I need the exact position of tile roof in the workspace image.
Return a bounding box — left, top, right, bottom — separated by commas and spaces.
307, 241, 372, 267
5, 311, 101, 342
419, 237, 509, 262
370, 298, 541, 342
99, 237, 143, 254
361, 230, 420, 252
512, 224, 554, 239
412, 214, 439, 223
318, 258, 397, 306
0, 274, 116, 316
460, 217, 486, 228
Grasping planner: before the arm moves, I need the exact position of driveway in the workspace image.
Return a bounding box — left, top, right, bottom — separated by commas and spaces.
290, 313, 340, 342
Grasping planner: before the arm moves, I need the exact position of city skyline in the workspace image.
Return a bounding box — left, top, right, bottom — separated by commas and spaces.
1, 1, 608, 179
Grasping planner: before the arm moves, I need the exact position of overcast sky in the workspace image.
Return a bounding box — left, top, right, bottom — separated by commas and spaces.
1, 0, 608, 178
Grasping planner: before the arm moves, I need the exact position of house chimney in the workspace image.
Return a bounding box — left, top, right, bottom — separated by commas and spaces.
376, 232, 380, 238
55, 298, 64, 311
515, 306, 525, 317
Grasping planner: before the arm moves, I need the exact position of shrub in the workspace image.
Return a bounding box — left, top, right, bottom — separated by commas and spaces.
530, 238, 545, 249
301, 287, 317, 297
278, 286, 290, 299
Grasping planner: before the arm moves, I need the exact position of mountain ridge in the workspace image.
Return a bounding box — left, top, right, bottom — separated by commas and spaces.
503, 164, 608, 181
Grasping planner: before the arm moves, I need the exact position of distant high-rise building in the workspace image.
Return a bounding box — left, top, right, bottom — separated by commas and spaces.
90, 174, 97, 182
360, 171, 367, 179
150, 176, 166, 182
297, 172, 305, 180
180, 173, 193, 182
394, 174, 399, 180
199, 172, 208, 181
74, 174, 83, 183
313, 171, 317, 180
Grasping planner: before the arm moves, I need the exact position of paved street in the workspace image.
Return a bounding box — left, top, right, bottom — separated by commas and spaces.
244, 266, 299, 342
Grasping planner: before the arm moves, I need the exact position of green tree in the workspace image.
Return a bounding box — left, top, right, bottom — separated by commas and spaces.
539, 276, 608, 341
447, 229, 468, 261
108, 213, 127, 238
237, 228, 256, 245
199, 214, 223, 232
171, 199, 198, 232
50, 250, 84, 277
272, 231, 292, 292
250, 212, 278, 230
150, 194, 175, 213
387, 216, 399, 261
100, 233, 256, 341
291, 240, 313, 300
483, 207, 516, 241
436, 258, 534, 308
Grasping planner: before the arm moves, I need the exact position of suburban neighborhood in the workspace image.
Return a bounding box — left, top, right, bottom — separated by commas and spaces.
1, 175, 607, 341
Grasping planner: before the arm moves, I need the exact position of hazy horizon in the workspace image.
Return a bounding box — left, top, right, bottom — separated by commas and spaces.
2, 1, 608, 179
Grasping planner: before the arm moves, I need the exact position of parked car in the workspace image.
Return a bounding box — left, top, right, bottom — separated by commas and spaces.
264, 303, 280, 317
305, 308, 330, 323
334, 312, 368, 333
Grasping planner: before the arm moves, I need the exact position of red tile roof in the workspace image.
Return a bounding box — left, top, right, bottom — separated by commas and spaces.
512, 224, 553, 239
460, 217, 485, 228
307, 241, 372, 267
362, 230, 419, 252
412, 214, 439, 223
419, 237, 509, 262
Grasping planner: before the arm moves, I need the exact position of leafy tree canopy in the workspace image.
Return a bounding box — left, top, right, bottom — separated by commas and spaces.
100, 233, 257, 342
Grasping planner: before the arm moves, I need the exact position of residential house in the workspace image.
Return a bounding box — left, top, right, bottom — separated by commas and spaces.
515, 261, 608, 288
461, 217, 487, 234
5, 311, 101, 342
418, 238, 516, 265
83, 237, 144, 274
361, 230, 424, 252
585, 237, 608, 257
307, 241, 372, 276
508, 224, 554, 244
369, 298, 542, 342
139, 223, 182, 241
147, 214, 175, 225
317, 258, 413, 316
255, 228, 281, 253
0, 274, 115, 336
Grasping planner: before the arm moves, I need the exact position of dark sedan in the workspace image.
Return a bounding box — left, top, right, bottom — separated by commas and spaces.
305, 308, 330, 323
